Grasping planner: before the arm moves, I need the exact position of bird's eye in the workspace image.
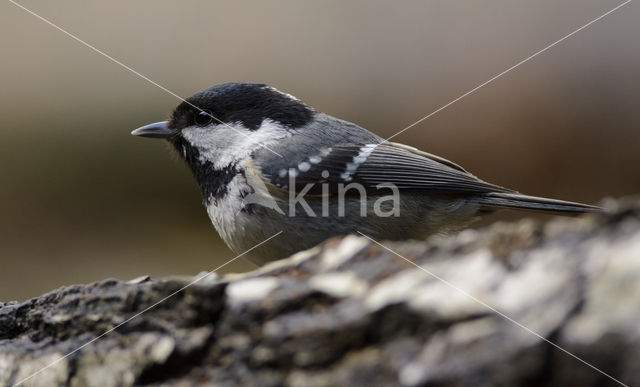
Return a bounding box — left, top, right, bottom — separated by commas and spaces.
195, 110, 214, 126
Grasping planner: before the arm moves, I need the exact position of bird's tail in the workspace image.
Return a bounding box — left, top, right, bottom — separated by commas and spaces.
475, 192, 600, 215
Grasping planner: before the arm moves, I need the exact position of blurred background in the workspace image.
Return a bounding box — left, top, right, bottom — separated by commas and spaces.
1, 1, 638, 301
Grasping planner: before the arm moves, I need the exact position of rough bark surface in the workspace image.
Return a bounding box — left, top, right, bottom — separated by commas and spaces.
1, 198, 639, 387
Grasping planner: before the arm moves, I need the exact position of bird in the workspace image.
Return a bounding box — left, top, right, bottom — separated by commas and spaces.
132, 82, 599, 265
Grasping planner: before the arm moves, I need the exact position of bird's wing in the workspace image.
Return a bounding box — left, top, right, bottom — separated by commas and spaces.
260, 142, 513, 196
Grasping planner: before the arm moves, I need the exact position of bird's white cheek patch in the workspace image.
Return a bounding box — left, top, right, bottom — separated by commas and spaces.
181, 120, 291, 169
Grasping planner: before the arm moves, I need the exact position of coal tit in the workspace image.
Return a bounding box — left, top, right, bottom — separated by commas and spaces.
132, 82, 598, 265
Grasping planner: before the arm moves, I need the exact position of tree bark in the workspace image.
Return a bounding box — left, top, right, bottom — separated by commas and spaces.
1, 198, 639, 386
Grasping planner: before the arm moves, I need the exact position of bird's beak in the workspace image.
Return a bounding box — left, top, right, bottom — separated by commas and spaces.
131, 121, 173, 139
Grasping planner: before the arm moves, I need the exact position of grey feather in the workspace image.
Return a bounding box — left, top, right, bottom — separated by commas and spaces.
475, 192, 600, 214
260, 141, 513, 196
252, 113, 599, 215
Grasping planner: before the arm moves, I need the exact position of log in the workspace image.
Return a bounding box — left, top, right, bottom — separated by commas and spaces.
1, 198, 639, 386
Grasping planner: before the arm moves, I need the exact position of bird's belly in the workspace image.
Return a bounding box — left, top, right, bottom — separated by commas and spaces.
206, 192, 481, 265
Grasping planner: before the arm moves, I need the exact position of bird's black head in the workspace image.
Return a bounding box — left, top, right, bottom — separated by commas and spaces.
132, 82, 315, 140
169, 82, 314, 132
